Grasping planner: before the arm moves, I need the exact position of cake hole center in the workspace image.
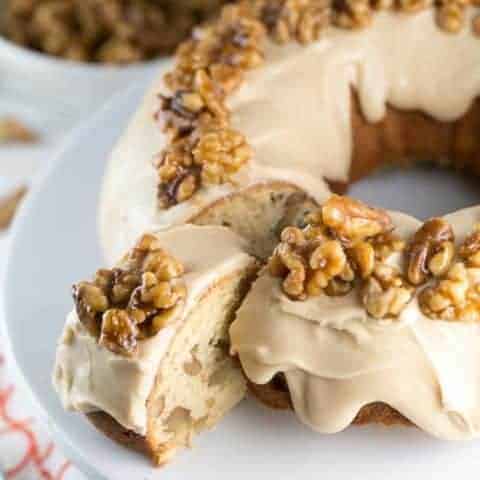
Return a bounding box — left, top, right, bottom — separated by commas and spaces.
349, 164, 480, 220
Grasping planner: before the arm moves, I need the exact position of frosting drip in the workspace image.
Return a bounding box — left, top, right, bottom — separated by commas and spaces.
230, 207, 480, 440
53, 225, 253, 435
230, 9, 480, 183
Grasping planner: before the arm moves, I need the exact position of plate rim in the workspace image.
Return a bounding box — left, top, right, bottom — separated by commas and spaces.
0, 84, 147, 479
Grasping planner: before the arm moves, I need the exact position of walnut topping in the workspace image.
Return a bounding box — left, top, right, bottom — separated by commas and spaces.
436, 0, 467, 33
362, 264, 414, 319
321, 195, 393, 246
99, 309, 139, 356
194, 128, 252, 184
269, 195, 416, 318
73, 234, 186, 356
459, 224, 480, 265
155, 125, 252, 207
268, 195, 412, 312
257, 0, 331, 44
407, 218, 455, 285
419, 225, 480, 323
333, 0, 373, 29
420, 263, 480, 322
154, 3, 268, 208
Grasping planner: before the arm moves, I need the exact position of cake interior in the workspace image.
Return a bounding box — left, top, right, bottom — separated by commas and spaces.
88, 263, 258, 465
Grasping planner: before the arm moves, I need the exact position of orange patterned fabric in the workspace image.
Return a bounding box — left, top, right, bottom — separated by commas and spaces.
0, 350, 80, 480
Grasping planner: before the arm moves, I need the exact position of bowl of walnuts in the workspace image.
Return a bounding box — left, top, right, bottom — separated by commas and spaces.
0, 0, 227, 117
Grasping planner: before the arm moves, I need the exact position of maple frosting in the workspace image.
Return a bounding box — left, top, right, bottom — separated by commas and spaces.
53, 225, 253, 435
99, 8, 480, 265
230, 207, 480, 440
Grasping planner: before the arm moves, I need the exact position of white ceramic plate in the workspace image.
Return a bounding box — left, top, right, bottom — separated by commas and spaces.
4, 82, 480, 479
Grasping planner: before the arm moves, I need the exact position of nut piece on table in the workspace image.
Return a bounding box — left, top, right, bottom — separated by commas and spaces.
0, 186, 27, 229
0, 117, 38, 144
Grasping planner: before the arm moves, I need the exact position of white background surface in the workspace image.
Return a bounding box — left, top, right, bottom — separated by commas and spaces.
3, 82, 480, 479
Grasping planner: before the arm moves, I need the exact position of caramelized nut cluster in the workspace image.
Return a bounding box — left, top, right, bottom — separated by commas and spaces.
269, 195, 411, 318
362, 264, 413, 319
155, 0, 478, 208
419, 225, 480, 322
155, 4, 266, 207
3, 0, 230, 63
255, 0, 332, 43
406, 218, 455, 285
73, 234, 186, 356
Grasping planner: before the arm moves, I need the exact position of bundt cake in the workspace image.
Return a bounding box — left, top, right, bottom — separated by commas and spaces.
53, 224, 259, 465
54, 0, 480, 468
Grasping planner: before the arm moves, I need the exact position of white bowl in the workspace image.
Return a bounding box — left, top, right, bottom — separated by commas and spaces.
0, 26, 165, 119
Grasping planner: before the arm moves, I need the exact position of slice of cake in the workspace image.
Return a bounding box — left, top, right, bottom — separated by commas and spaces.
53, 224, 259, 465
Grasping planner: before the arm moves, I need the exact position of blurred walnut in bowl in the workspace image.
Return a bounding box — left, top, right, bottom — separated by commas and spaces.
2, 0, 230, 64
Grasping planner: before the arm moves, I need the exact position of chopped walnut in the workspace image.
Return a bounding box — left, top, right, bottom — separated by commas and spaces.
420, 263, 480, 322
459, 224, 480, 266
333, 0, 372, 29
3, 0, 230, 63
270, 196, 415, 318
73, 233, 186, 356
407, 218, 455, 285
194, 128, 252, 184
155, 125, 251, 208
154, 3, 269, 208
99, 309, 139, 356
370, 232, 406, 261
362, 264, 414, 319
419, 225, 480, 322
258, 0, 331, 44
269, 196, 407, 303
321, 195, 393, 246
436, 0, 467, 33
348, 241, 375, 278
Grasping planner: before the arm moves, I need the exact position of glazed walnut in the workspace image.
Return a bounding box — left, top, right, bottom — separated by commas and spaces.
406, 218, 455, 285
420, 225, 480, 322
362, 264, 413, 319
321, 195, 394, 246
155, 125, 252, 207
257, 0, 331, 44
73, 234, 186, 356
155, 3, 266, 208
269, 195, 410, 315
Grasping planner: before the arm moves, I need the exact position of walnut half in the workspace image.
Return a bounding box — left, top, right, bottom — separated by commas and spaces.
407, 218, 455, 285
